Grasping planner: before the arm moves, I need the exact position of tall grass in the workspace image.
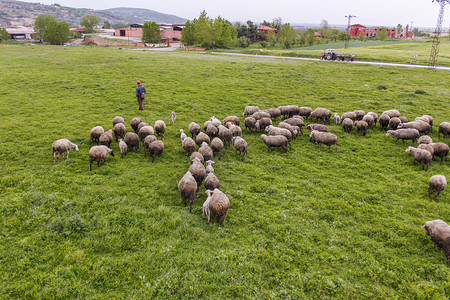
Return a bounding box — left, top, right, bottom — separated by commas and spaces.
0, 45, 449, 298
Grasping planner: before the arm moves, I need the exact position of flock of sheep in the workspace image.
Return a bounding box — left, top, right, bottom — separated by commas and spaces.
51, 104, 449, 262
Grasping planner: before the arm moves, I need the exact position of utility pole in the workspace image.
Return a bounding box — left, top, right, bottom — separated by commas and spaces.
345, 14, 356, 49
428, 0, 449, 68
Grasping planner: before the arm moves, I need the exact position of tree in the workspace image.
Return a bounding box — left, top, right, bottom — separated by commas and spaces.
319, 19, 331, 39
329, 29, 341, 42
213, 17, 237, 48
34, 14, 56, 42
193, 11, 213, 48
277, 23, 296, 49
0, 27, 10, 43
272, 17, 282, 31
103, 20, 111, 29
377, 27, 387, 41
397, 24, 403, 36
305, 28, 316, 46
181, 20, 195, 45
44, 20, 71, 45
80, 15, 99, 33
142, 21, 161, 43
338, 32, 347, 41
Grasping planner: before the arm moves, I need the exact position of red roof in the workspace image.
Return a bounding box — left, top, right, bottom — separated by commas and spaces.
258, 25, 276, 31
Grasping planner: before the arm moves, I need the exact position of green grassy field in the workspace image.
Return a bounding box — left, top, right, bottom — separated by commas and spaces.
0, 45, 449, 298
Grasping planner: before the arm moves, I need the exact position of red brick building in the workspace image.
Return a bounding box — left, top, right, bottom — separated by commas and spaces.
114, 23, 183, 42
348, 24, 412, 39
257, 25, 276, 35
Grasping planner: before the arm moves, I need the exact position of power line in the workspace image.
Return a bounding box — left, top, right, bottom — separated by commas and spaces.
428, 0, 449, 68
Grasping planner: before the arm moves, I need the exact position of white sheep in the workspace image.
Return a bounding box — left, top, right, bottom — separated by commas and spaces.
89, 145, 114, 171
205, 160, 215, 175
429, 175, 447, 200
333, 113, 341, 125
52, 139, 79, 164
180, 129, 187, 142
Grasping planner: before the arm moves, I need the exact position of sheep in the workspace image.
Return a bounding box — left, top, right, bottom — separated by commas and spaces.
309, 130, 338, 152
206, 124, 219, 139
333, 113, 341, 125
310, 108, 332, 124
189, 122, 201, 138
113, 122, 126, 141
367, 112, 378, 126
178, 171, 197, 213
389, 117, 401, 130
89, 145, 114, 171
405, 147, 433, 170
143, 135, 157, 157
362, 114, 375, 129
218, 125, 232, 146
307, 124, 329, 133
229, 124, 242, 137
418, 144, 434, 156
340, 111, 357, 123
379, 114, 390, 130
180, 129, 187, 142
422, 219, 450, 264
211, 137, 224, 160
137, 122, 149, 133
285, 117, 305, 135
52, 138, 79, 164
112, 116, 124, 127
398, 121, 431, 135
199, 142, 213, 162
260, 134, 288, 153
278, 122, 296, 137
232, 136, 248, 161
124, 132, 139, 152
210, 116, 221, 127
299, 107, 313, 119
202, 191, 212, 220
353, 110, 366, 121
182, 137, 196, 156
429, 143, 449, 162
130, 117, 143, 133
287, 105, 301, 118
205, 160, 214, 175
171, 111, 176, 123
154, 120, 166, 138
189, 157, 206, 190
266, 125, 292, 149
439, 122, 450, 138
418, 135, 433, 145
204, 188, 230, 226
265, 108, 281, 121
243, 106, 260, 117
251, 111, 271, 120
223, 116, 240, 127
204, 173, 220, 191
99, 129, 113, 147
257, 117, 272, 131
244, 117, 257, 133
277, 106, 290, 119
428, 175, 447, 200
382, 109, 401, 118
342, 118, 353, 133
196, 132, 210, 147
118, 138, 127, 158
415, 115, 433, 132
90, 126, 104, 146
147, 140, 164, 162
138, 125, 154, 142
385, 129, 420, 145
355, 120, 369, 136
203, 120, 212, 132
399, 116, 408, 124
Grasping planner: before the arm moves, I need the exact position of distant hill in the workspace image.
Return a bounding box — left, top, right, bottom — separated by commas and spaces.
0, 0, 187, 27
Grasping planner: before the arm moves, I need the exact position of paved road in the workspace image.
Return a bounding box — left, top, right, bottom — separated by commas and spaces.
211, 52, 450, 71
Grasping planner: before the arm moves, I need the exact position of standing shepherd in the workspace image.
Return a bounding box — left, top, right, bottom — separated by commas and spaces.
136, 80, 146, 111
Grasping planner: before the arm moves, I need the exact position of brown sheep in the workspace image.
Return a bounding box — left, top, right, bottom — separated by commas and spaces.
422, 219, 450, 264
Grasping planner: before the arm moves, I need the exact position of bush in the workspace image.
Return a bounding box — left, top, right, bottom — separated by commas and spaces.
260, 41, 268, 48
415, 89, 427, 95
377, 85, 388, 90
238, 36, 250, 48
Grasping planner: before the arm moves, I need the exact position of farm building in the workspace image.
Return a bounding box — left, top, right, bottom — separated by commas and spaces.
257, 25, 276, 35
114, 23, 183, 43
349, 24, 413, 39
4, 26, 34, 39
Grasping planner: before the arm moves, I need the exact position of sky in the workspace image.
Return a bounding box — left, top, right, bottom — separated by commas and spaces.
24, 0, 450, 28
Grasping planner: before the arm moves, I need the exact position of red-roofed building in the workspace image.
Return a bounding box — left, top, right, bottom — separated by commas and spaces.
257, 25, 276, 35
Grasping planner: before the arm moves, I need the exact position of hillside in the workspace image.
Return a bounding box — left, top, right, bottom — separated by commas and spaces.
0, 0, 187, 27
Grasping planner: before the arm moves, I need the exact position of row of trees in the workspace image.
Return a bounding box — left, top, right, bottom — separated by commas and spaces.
34, 14, 71, 45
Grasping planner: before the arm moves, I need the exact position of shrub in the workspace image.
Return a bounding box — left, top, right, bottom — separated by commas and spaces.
377, 84, 388, 90
415, 89, 427, 95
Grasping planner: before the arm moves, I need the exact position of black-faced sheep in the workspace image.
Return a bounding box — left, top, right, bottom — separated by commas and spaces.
354, 110, 366, 121
342, 118, 353, 133
379, 114, 390, 130
199, 142, 213, 162
205, 160, 214, 175
52, 139, 79, 164
196, 132, 210, 147
190, 152, 204, 165
189, 157, 206, 191
385, 129, 420, 145
232, 136, 248, 161
398, 121, 431, 135
189, 122, 201, 138
422, 219, 450, 264
124, 132, 139, 152
429, 143, 449, 162
182, 137, 196, 156
138, 125, 154, 142
178, 171, 197, 213
428, 175, 447, 200
204, 173, 220, 191
112, 116, 124, 127
244, 117, 257, 133
355, 120, 369, 136
418, 135, 432, 145
211, 137, 224, 160
90, 126, 104, 146
260, 134, 288, 153
147, 140, 164, 162
405, 146, 432, 170
113, 123, 126, 141
130, 117, 143, 133
439, 122, 450, 138
99, 129, 113, 148
143, 135, 157, 157
89, 145, 114, 171
310, 108, 332, 124
154, 120, 166, 138
243, 106, 260, 117
118, 138, 127, 158
309, 130, 338, 152
204, 188, 230, 226
307, 124, 329, 133
389, 117, 401, 130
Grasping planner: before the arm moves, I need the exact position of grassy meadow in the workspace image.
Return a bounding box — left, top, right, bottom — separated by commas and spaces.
0, 44, 449, 298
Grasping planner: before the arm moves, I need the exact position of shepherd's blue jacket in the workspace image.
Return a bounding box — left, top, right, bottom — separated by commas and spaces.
136, 85, 146, 97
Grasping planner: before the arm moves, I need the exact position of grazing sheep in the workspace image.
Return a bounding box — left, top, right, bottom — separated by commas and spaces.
190, 152, 204, 165
112, 116, 124, 127
130, 117, 143, 133
389, 117, 401, 130
333, 113, 341, 125
182, 137, 196, 156
285, 117, 305, 134
204, 173, 220, 191
429, 143, 449, 162
118, 138, 127, 158
342, 118, 353, 133
399, 116, 408, 124
307, 124, 329, 133
205, 160, 214, 175
223, 116, 240, 127
260, 134, 288, 153
354, 110, 366, 121
232, 136, 248, 161
257, 117, 272, 131
138, 125, 155, 142
418, 144, 435, 156
211, 137, 224, 160
199, 142, 213, 162
210, 116, 222, 127
204, 188, 230, 226
171, 111, 176, 123
382, 109, 401, 118
206, 124, 219, 139
405, 147, 433, 170
154, 120, 166, 138
203, 120, 212, 132
266, 125, 292, 149
143, 135, 157, 157
287, 105, 301, 118
52, 138, 79, 164
124, 132, 139, 152
278, 122, 296, 137
147, 140, 164, 162
299, 107, 313, 119
355, 120, 369, 136
251, 111, 271, 120
385, 129, 420, 145
218, 125, 232, 146
229, 124, 242, 137
90, 126, 104, 146
398, 121, 431, 135
418, 135, 433, 145
379, 114, 390, 130
422, 219, 450, 264
309, 130, 338, 152
362, 114, 375, 129
189, 122, 201, 138
89, 145, 114, 171
113, 122, 126, 141
367, 112, 378, 126
415, 115, 433, 132
178, 171, 197, 213
340, 111, 357, 123
202, 191, 212, 220
277, 106, 290, 119
310, 108, 332, 124
439, 122, 450, 138
99, 129, 113, 147
244, 117, 257, 133
265, 108, 281, 121
429, 175, 447, 200
137, 122, 149, 133
189, 157, 206, 190
180, 129, 187, 142
196, 132, 210, 147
